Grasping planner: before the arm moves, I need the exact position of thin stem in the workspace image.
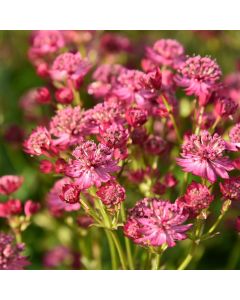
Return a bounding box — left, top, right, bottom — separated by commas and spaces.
178, 242, 197, 270
152, 253, 161, 270
110, 231, 127, 270
121, 203, 134, 270
208, 200, 231, 234
161, 94, 182, 143
211, 116, 221, 132
72, 88, 82, 106
195, 106, 205, 135
105, 229, 118, 270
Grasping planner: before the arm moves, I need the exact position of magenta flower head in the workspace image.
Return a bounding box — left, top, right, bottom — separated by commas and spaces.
55, 87, 74, 104
50, 52, 91, 88
98, 123, 129, 149
176, 182, 213, 218
24, 200, 40, 217
66, 141, 120, 189
124, 198, 191, 247
0, 175, 23, 195
125, 107, 148, 127
177, 131, 234, 182
214, 96, 238, 118
24, 126, 51, 156
49, 106, 83, 147
228, 123, 240, 151
59, 183, 81, 204
96, 180, 126, 207
100, 33, 132, 53
146, 39, 185, 69
176, 55, 222, 106
144, 135, 167, 155
29, 30, 65, 58
0, 233, 30, 270
46, 178, 80, 217
35, 87, 51, 104
220, 177, 240, 201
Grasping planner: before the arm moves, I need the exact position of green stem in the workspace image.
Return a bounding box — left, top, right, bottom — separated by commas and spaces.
208, 200, 231, 235
110, 231, 127, 270
211, 116, 221, 132
152, 253, 161, 270
121, 203, 134, 270
178, 242, 197, 270
227, 236, 240, 269
162, 94, 182, 143
105, 229, 118, 270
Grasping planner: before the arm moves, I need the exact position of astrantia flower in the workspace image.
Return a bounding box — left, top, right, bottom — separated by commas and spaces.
24, 126, 51, 156
214, 96, 238, 118
144, 135, 167, 155
88, 64, 124, 99
177, 131, 234, 182
223, 72, 240, 103
125, 107, 148, 128
50, 52, 91, 88
66, 141, 120, 189
49, 106, 84, 147
46, 178, 80, 217
100, 33, 132, 53
29, 30, 65, 58
35, 87, 51, 104
146, 39, 185, 69
0, 233, 30, 270
96, 180, 126, 207
176, 55, 222, 106
124, 198, 191, 247
59, 183, 81, 204
55, 87, 73, 104
228, 123, 240, 151
0, 175, 23, 195
220, 177, 240, 201
98, 123, 129, 149
24, 200, 40, 217
176, 182, 213, 218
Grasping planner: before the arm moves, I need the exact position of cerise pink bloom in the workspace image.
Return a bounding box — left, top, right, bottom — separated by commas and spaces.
59, 183, 81, 204
66, 141, 120, 189
24, 200, 40, 217
24, 126, 51, 156
124, 198, 191, 247
96, 180, 126, 207
220, 177, 240, 201
0, 175, 23, 195
176, 55, 222, 106
177, 131, 234, 182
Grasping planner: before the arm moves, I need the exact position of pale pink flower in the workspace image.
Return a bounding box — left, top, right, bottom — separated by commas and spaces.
50, 52, 91, 88
124, 198, 191, 247
66, 141, 120, 189
177, 131, 234, 182
0, 175, 24, 195
146, 39, 185, 69
176, 56, 222, 106
24, 126, 51, 156
0, 233, 30, 270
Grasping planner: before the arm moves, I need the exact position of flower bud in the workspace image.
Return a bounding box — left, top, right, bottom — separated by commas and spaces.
36, 87, 51, 104
59, 184, 81, 204
55, 87, 74, 104
24, 200, 40, 217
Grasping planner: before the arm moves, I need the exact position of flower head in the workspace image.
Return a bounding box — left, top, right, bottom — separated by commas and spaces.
125, 107, 148, 127
24, 200, 40, 217
24, 126, 51, 156
66, 141, 120, 189
144, 135, 167, 155
98, 123, 129, 149
59, 183, 81, 204
177, 131, 234, 182
176, 55, 222, 106
214, 96, 238, 118
100, 33, 132, 53
220, 177, 240, 201
0, 233, 30, 270
50, 52, 91, 88
228, 123, 240, 151
0, 175, 23, 195
176, 182, 213, 218
96, 180, 126, 207
46, 178, 80, 216
124, 198, 191, 247
146, 39, 185, 69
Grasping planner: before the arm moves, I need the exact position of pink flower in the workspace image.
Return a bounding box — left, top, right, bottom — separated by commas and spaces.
66, 141, 120, 189
88, 64, 124, 99
176, 56, 222, 106
126, 107, 148, 127
0, 175, 23, 195
144, 135, 167, 155
59, 183, 81, 204
96, 180, 126, 207
50, 52, 91, 88
35, 87, 51, 104
146, 39, 185, 69
98, 123, 129, 149
220, 177, 240, 201
223, 72, 240, 103
55, 87, 73, 104
24, 126, 51, 156
46, 178, 80, 217
39, 160, 53, 174
0, 233, 30, 270
6, 199, 22, 215
29, 30, 65, 58
214, 96, 238, 118
176, 182, 213, 218
228, 123, 240, 151
49, 106, 83, 147
24, 200, 40, 217
177, 131, 234, 182
100, 33, 132, 53
124, 198, 191, 247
